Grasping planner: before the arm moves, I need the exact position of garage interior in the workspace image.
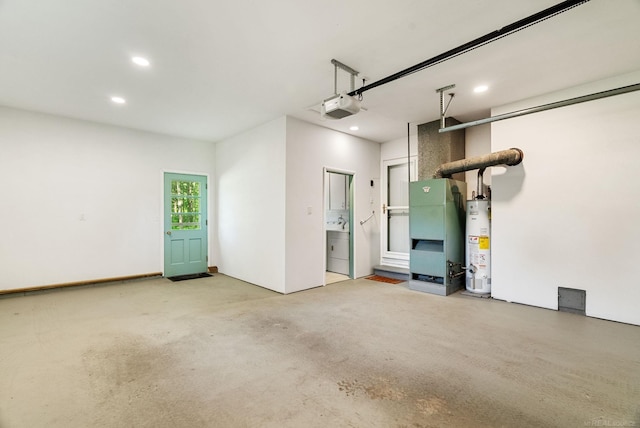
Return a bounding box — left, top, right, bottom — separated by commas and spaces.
1, 1, 639, 427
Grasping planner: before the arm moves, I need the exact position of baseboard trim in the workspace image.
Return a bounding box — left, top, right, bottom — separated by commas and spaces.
0, 272, 163, 296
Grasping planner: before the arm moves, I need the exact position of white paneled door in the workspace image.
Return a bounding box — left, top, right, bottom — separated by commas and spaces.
381, 157, 416, 268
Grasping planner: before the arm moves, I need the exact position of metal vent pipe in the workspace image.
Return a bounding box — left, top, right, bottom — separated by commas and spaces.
477, 168, 486, 199
439, 82, 640, 133
434, 148, 524, 178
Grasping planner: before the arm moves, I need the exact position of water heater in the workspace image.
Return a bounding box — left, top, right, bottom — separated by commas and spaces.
466, 199, 491, 294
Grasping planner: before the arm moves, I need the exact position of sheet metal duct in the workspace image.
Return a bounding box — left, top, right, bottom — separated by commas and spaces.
434, 148, 524, 178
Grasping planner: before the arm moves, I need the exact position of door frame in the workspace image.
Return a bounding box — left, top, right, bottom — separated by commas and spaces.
323, 167, 355, 283
380, 156, 417, 268
161, 169, 211, 276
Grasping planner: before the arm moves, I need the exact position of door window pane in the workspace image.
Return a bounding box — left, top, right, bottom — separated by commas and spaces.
388, 210, 410, 252
388, 163, 409, 206
171, 181, 202, 230
387, 162, 410, 252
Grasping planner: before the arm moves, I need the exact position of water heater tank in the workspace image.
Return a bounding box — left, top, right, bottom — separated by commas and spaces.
466, 200, 491, 294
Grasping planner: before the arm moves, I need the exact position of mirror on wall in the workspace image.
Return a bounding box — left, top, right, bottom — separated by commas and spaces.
328, 172, 349, 211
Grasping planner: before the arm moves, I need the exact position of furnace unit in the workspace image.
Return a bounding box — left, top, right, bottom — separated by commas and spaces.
408, 178, 466, 296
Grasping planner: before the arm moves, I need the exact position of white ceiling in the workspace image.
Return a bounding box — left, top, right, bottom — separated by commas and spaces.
1, 0, 639, 143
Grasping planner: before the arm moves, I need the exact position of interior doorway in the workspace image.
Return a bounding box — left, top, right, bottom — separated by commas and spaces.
324, 169, 354, 284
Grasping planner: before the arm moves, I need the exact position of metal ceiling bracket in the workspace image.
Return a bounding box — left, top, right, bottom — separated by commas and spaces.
436, 84, 456, 128
331, 59, 359, 94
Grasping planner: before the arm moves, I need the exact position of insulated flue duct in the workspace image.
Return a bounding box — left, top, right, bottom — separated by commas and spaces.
434, 148, 524, 178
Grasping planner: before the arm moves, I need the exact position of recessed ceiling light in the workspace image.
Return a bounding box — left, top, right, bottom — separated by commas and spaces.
131, 56, 150, 67
474, 85, 489, 93
349, 125, 359, 131
111, 96, 126, 104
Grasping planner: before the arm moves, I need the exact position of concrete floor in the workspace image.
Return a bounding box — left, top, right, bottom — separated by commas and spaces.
1, 275, 639, 428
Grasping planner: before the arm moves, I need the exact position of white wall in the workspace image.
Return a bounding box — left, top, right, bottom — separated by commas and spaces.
0, 107, 216, 291
285, 117, 381, 293
491, 71, 640, 325
215, 117, 287, 293
380, 129, 418, 163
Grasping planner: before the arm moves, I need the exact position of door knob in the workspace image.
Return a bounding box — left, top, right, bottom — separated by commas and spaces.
166, 231, 172, 236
